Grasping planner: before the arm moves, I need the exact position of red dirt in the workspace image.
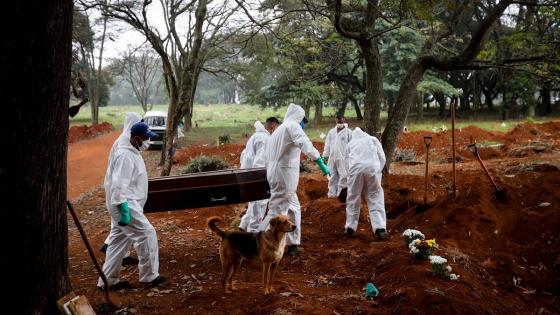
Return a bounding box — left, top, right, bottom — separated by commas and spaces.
65, 122, 560, 314
69, 122, 114, 143
174, 144, 245, 167
67, 130, 120, 199
399, 121, 560, 162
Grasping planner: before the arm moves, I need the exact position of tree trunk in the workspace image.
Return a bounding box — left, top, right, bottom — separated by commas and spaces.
416, 92, 424, 122
349, 95, 363, 120
1, 0, 72, 313
434, 92, 446, 118
337, 96, 348, 117
381, 60, 427, 170
302, 102, 311, 119
537, 83, 552, 116
92, 13, 108, 124
314, 102, 323, 124
483, 89, 494, 109
358, 38, 383, 135
162, 0, 207, 176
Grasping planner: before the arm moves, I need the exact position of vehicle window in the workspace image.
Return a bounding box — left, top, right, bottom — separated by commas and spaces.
145, 116, 166, 127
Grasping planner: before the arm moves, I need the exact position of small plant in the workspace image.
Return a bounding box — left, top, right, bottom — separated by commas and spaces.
429, 255, 460, 281
392, 148, 417, 162
409, 238, 437, 260
402, 229, 425, 246
218, 134, 231, 145
182, 155, 230, 174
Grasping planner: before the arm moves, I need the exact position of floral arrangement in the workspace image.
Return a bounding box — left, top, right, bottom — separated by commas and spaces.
402, 229, 425, 246
429, 255, 460, 281
409, 238, 437, 260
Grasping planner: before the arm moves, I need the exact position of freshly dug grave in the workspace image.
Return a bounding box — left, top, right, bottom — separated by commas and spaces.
398, 121, 560, 162
67, 167, 559, 314
69, 122, 114, 143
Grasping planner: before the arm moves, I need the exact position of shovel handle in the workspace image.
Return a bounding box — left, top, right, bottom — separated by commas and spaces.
67, 201, 117, 308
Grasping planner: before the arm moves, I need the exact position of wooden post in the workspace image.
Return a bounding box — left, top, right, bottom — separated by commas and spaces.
451, 98, 457, 199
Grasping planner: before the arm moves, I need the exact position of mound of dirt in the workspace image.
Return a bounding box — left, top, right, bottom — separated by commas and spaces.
398, 125, 501, 156
174, 143, 245, 166
69, 122, 113, 143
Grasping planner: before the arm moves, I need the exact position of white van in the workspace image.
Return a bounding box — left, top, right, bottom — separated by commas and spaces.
143, 110, 184, 149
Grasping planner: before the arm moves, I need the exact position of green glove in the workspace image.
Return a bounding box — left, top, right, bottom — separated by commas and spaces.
117, 201, 130, 226
315, 157, 331, 176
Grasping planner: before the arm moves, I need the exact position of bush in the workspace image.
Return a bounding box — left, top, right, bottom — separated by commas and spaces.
218, 134, 231, 145
392, 148, 417, 162
182, 155, 230, 174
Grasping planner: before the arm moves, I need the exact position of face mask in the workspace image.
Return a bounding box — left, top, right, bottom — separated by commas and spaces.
141, 139, 150, 151
336, 123, 345, 129
300, 121, 305, 129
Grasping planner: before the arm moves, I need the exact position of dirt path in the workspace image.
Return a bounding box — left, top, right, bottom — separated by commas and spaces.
67, 130, 120, 199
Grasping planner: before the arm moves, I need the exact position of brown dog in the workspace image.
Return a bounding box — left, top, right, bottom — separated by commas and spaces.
207, 215, 296, 294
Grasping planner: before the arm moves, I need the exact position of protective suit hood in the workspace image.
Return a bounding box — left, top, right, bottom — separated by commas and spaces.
254, 120, 269, 135
284, 103, 306, 123
352, 127, 369, 140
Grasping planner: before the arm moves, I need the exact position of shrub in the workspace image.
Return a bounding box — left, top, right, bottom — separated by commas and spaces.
392, 148, 417, 162
182, 155, 230, 174
218, 134, 231, 145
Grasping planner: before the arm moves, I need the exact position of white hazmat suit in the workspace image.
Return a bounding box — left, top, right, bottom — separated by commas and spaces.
98, 136, 160, 287
323, 124, 351, 198
103, 112, 142, 248
259, 103, 320, 246
345, 127, 387, 233
239, 121, 270, 232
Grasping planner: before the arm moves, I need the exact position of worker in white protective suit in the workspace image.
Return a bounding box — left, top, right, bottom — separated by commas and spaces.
238, 117, 280, 232
322, 115, 352, 198
98, 122, 166, 290
259, 103, 331, 255
100, 113, 141, 266
344, 127, 387, 240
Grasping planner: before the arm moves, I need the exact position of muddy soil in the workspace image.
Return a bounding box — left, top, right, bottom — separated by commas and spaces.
66, 122, 560, 314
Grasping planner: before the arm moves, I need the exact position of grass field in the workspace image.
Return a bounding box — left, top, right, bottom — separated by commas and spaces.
70, 104, 556, 144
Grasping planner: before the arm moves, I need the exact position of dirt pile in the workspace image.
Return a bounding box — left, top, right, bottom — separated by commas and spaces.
173, 143, 245, 167
69, 122, 114, 143
398, 121, 560, 162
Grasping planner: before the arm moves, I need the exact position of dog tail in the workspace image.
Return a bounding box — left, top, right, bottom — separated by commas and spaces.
207, 216, 226, 238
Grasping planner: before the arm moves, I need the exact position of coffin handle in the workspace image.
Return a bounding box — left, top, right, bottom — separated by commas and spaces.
210, 196, 227, 203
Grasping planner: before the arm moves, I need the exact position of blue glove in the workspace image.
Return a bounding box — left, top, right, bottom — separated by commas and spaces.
315, 157, 331, 176
117, 201, 130, 226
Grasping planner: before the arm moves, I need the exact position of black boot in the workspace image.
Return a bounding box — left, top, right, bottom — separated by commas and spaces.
375, 229, 387, 240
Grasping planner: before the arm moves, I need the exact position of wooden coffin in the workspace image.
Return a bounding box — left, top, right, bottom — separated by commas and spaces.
144, 168, 270, 213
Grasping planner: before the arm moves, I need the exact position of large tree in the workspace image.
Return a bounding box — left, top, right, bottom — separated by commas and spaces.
0, 0, 72, 313
87, 0, 243, 175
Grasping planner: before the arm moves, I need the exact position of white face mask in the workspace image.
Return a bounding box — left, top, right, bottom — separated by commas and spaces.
140, 139, 150, 151
336, 123, 345, 129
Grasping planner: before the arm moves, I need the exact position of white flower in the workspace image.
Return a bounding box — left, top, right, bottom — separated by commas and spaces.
409, 241, 420, 253
402, 229, 425, 238
449, 274, 460, 281
446, 265, 452, 272
319, 133, 326, 139
429, 255, 448, 265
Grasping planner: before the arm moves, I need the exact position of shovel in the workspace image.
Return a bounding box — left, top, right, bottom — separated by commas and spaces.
416, 136, 433, 213
467, 144, 506, 201
67, 201, 119, 309
69, 98, 89, 118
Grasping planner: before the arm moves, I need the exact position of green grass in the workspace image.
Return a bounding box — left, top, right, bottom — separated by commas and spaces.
70, 104, 556, 144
